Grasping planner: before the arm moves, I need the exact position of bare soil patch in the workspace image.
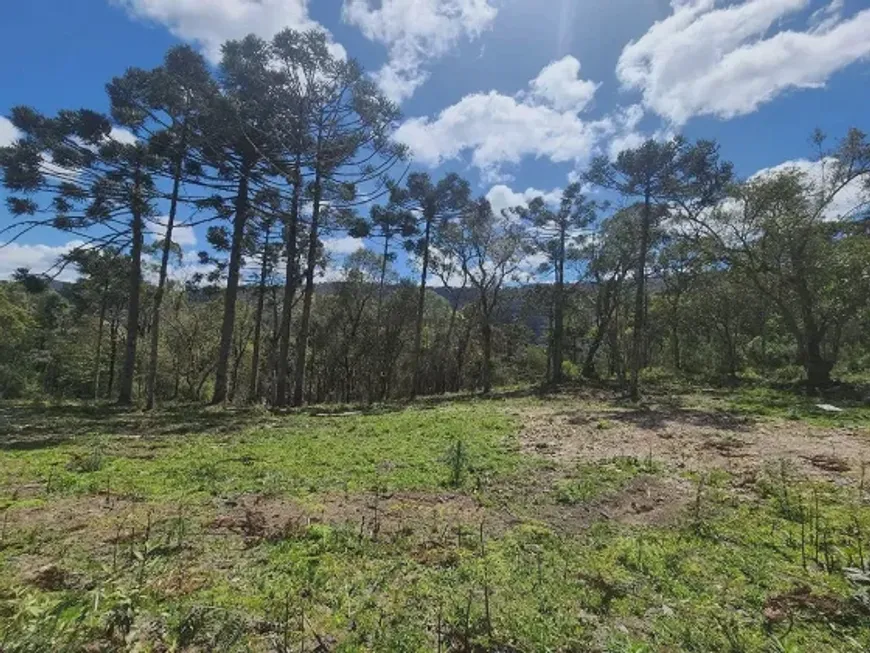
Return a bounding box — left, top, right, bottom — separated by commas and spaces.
763, 584, 869, 625
510, 474, 693, 534
3, 494, 186, 553
209, 491, 516, 543
518, 405, 870, 481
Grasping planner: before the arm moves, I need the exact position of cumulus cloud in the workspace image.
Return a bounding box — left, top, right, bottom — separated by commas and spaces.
751, 157, 870, 219
0, 241, 85, 282
809, 0, 844, 32
603, 104, 649, 159
148, 253, 216, 284
617, 0, 870, 125
516, 251, 550, 282
109, 127, 138, 145
526, 56, 599, 113
342, 0, 497, 103
0, 116, 20, 146
323, 235, 366, 256
115, 0, 344, 62
486, 184, 562, 217
148, 216, 198, 247
395, 58, 607, 181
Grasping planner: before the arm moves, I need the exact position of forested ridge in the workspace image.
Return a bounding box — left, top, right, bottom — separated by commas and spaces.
2, 29, 869, 407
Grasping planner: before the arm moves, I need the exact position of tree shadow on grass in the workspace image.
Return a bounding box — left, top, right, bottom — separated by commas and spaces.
600, 406, 755, 432
0, 402, 265, 450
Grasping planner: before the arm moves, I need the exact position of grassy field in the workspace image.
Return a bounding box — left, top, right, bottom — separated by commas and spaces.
1, 387, 869, 652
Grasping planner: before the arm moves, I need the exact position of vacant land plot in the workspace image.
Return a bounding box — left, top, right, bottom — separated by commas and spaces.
1, 387, 869, 651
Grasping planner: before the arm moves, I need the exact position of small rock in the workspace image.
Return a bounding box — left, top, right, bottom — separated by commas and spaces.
815, 403, 844, 413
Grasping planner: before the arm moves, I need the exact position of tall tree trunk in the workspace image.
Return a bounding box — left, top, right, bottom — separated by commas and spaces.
722, 322, 738, 380
107, 313, 119, 399
146, 139, 186, 410
630, 191, 652, 401
583, 316, 611, 380
582, 336, 602, 380
610, 296, 625, 381
455, 318, 474, 392
275, 161, 301, 406
481, 315, 493, 394
212, 165, 251, 405
248, 231, 271, 403
292, 169, 322, 407
229, 319, 248, 403
411, 207, 434, 398
545, 309, 553, 383
118, 171, 145, 407
552, 230, 566, 384
584, 279, 619, 379
439, 285, 463, 394
804, 332, 832, 392
92, 279, 109, 400
373, 235, 391, 401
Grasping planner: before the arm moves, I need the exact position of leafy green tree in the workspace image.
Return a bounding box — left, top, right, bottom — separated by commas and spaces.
246, 196, 282, 402
578, 206, 639, 379
348, 202, 416, 399
585, 137, 732, 399
390, 173, 470, 397
655, 235, 703, 372
0, 284, 34, 397
513, 183, 596, 383
108, 44, 216, 409
205, 34, 282, 405
288, 36, 402, 407
66, 248, 129, 399
0, 107, 160, 405
439, 198, 527, 394
700, 131, 870, 388
11, 268, 49, 294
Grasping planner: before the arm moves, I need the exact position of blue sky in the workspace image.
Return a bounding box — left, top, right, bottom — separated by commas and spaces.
2, 0, 870, 281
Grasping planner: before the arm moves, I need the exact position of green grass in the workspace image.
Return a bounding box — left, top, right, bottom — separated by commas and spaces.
693, 385, 870, 428
0, 404, 519, 503
1, 394, 869, 652
555, 457, 659, 505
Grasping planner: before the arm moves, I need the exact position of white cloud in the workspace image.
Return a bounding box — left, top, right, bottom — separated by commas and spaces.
115, 0, 344, 62
150, 253, 216, 284
486, 184, 562, 217
809, 0, 843, 33
517, 251, 550, 282
617, 0, 870, 125
109, 127, 138, 145
526, 56, 599, 113
342, 0, 497, 102
395, 58, 607, 181
0, 116, 20, 146
604, 104, 648, 159
751, 157, 870, 219
148, 216, 198, 247
23, 128, 138, 181
0, 241, 84, 282
39, 154, 80, 181
323, 235, 365, 256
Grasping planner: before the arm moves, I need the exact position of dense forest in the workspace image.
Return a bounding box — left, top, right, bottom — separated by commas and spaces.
1, 29, 869, 407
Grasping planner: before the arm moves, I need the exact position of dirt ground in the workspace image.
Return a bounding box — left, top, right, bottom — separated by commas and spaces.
516, 403, 870, 483
6, 397, 869, 582
209, 490, 511, 542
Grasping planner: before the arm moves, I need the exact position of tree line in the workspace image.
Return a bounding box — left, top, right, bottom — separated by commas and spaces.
1, 30, 869, 407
